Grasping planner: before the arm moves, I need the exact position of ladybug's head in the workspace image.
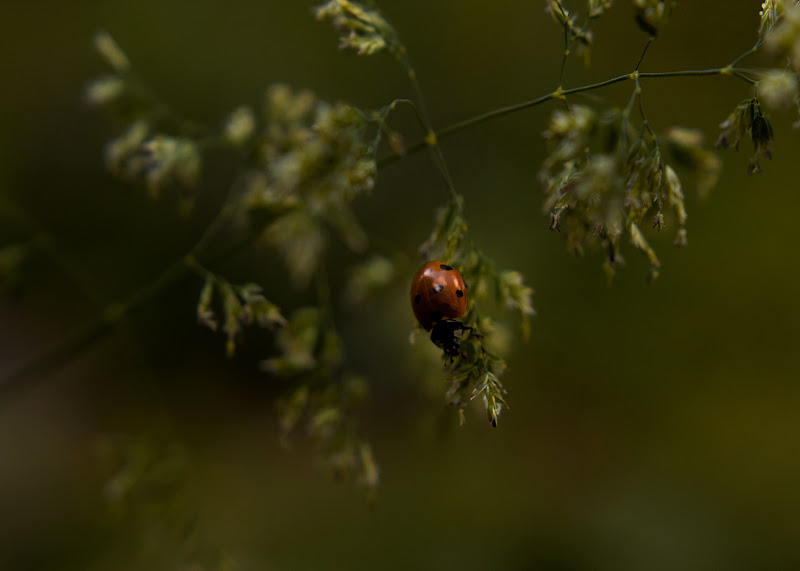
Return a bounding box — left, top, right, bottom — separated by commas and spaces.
429, 319, 472, 362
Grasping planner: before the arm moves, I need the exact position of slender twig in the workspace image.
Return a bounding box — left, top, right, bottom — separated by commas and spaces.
729, 40, 762, 68
556, 1, 571, 87
378, 67, 757, 169
0, 318, 116, 405
636, 76, 656, 139
0, 176, 253, 408
636, 37, 654, 71
394, 50, 459, 200
0, 256, 185, 407
639, 68, 757, 80
0, 195, 107, 307
631, 38, 657, 143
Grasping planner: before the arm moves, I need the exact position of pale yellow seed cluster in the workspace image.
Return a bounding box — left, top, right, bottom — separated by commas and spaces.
759, 71, 799, 110
588, 0, 613, 18
764, 3, 800, 69
223, 106, 255, 147
85, 76, 125, 106
93, 31, 130, 74
315, 0, 396, 56
760, 0, 785, 34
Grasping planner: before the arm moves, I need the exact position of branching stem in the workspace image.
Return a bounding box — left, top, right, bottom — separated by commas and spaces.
557, 1, 570, 87
729, 40, 762, 68
396, 53, 459, 201
0, 178, 253, 408
636, 37, 654, 71
378, 66, 757, 169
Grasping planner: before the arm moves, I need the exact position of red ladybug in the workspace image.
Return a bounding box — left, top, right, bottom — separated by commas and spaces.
410, 261, 471, 359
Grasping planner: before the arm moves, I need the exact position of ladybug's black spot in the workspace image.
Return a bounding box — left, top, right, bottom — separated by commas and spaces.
439, 264, 453, 271
414, 294, 421, 304
429, 310, 443, 323
432, 284, 444, 293
456, 289, 464, 297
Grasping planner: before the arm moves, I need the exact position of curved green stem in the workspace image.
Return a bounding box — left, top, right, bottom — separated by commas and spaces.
0, 195, 107, 307
0, 256, 187, 407
556, 1, 570, 87
729, 40, 762, 68
378, 67, 757, 170
0, 179, 252, 408
636, 37, 654, 71
395, 51, 458, 200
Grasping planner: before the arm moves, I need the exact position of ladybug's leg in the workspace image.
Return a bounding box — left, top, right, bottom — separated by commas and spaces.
462, 324, 482, 339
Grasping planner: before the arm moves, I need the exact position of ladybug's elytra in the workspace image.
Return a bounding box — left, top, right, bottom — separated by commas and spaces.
410, 261, 471, 359
410, 261, 467, 331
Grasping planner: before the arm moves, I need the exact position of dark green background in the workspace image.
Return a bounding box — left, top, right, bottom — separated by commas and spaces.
2, 1, 799, 569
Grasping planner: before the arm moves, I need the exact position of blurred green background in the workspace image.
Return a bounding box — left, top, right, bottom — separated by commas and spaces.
2, 1, 800, 569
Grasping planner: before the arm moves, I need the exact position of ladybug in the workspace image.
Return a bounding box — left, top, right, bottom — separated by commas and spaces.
410, 261, 472, 359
